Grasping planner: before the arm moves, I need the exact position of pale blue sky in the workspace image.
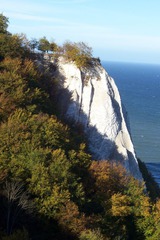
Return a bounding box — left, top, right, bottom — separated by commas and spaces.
1, 0, 160, 64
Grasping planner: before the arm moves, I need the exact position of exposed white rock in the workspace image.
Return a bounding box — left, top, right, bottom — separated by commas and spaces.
56, 58, 142, 179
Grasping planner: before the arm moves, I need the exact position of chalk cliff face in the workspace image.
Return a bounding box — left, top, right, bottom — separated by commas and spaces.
56, 58, 142, 179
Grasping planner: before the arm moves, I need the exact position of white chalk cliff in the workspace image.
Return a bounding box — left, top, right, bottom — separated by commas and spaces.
56, 58, 142, 179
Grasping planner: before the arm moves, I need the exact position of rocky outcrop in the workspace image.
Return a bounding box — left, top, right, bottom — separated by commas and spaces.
55, 58, 142, 179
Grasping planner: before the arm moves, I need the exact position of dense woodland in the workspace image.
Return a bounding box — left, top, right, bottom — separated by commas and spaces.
0, 14, 160, 240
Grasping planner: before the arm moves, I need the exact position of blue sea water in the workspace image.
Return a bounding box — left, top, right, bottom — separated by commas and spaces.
102, 61, 160, 185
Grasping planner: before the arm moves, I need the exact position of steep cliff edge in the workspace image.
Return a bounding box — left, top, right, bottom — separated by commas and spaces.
55, 58, 142, 179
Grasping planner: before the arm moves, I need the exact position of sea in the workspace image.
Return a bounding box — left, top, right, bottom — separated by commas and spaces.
102, 61, 160, 186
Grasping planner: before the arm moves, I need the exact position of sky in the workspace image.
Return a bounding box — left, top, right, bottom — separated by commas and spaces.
1, 0, 160, 64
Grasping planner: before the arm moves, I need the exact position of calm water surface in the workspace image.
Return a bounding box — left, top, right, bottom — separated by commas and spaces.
102, 61, 160, 185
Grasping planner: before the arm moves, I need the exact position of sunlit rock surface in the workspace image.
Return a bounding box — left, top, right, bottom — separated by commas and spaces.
56, 58, 142, 179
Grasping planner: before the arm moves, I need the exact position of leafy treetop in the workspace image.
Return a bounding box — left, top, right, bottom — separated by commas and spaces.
0, 13, 9, 34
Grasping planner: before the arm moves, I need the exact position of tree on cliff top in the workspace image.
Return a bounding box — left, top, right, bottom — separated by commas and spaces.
62, 41, 93, 69
38, 36, 50, 53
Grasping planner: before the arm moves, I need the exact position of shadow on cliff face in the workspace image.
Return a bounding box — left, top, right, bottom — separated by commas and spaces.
54, 80, 137, 174
87, 124, 140, 179
81, 60, 104, 84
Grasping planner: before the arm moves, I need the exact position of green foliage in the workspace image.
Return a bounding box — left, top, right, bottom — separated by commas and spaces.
0, 33, 31, 61
0, 13, 9, 34
38, 36, 50, 53
0, 109, 70, 177
62, 41, 93, 69
0, 57, 52, 121
135, 199, 160, 240
0, 108, 91, 233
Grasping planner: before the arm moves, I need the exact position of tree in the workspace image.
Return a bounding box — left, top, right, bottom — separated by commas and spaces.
38, 37, 50, 53
89, 161, 128, 202
29, 38, 38, 52
0, 13, 9, 34
0, 57, 50, 121
135, 198, 160, 239
0, 34, 31, 61
111, 193, 132, 216
62, 41, 93, 69
50, 41, 58, 53
56, 201, 86, 235
2, 181, 33, 235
